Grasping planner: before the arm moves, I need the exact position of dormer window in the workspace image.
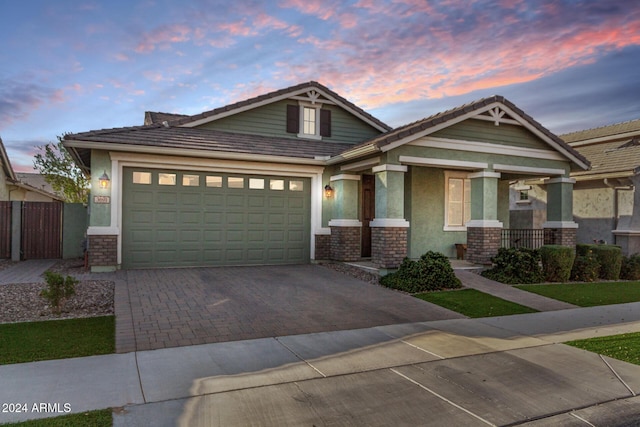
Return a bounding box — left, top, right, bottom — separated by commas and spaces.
286, 103, 331, 139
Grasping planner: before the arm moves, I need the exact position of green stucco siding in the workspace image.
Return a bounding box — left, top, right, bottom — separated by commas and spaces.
407, 167, 466, 259
197, 100, 381, 144
432, 119, 551, 151
89, 150, 111, 227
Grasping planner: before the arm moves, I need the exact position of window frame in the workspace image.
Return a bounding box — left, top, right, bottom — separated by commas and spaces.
297, 102, 322, 140
444, 171, 471, 231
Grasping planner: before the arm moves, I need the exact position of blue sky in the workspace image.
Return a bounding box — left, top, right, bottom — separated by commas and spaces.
1, 0, 639, 171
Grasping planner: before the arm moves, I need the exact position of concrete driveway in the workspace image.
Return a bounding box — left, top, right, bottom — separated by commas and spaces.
113, 264, 464, 352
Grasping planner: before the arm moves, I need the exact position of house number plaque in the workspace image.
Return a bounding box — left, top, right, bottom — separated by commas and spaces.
93, 196, 111, 204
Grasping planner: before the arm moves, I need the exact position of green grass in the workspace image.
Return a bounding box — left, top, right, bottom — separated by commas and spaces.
415, 289, 538, 318
0, 409, 112, 426
515, 281, 640, 307
0, 316, 115, 365
566, 332, 640, 366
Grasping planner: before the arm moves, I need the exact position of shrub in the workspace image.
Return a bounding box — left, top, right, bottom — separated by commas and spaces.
379, 251, 462, 293
576, 244, 593, 257
591, 245, 623, 280
539, 245, 575, 282
570, 252, 600, 282
621, 254, 640, 280
481, 247, 543, 284
40, 271, 78, 314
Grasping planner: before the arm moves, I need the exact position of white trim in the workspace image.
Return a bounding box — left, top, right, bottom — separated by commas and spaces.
409, 137, 566, 161
372, 164, 408, 173
467, 171, 501, 179
328, 219, 362, 227
297, 101, 322, 140
569, 131, 640, 147
369, 218, 410, 228
472, 115, 521, 126
87, 226, 119, 235
444, 171, 471, 231
465, 220, 504, 228
544, 177, 576, 185
399, 155, 488, 170
493, 163, 566, 176
314, 227, 331, 235
330, 174, 361, 182
613, 229, 640, 236
65, 140, 327, 166
110, 152, 325, 265
340, 157, 380, 172
543, 221, 579, 229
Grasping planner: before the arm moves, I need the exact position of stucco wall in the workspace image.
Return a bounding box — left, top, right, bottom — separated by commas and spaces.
573, 181, 616, 244
0, 173, 8, 200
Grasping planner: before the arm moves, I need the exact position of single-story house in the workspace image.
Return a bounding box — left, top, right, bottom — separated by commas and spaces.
63, 81, 589, 272
511, 118, 640, 255
0, 137, 64, 202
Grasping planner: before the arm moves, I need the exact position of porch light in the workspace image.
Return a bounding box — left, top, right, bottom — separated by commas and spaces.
324, 184, 333, 198
98, 171, 110, 189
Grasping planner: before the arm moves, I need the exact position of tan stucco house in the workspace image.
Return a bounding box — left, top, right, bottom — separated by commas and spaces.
63, 81, 589, 272
512, 118, 640, 255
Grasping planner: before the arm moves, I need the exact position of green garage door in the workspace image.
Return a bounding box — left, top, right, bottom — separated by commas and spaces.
122, 167, 311, 269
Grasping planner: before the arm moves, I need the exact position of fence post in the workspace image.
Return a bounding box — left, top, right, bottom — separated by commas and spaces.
11, 201, 21, 261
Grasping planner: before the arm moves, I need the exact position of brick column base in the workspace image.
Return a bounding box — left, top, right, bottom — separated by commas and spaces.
372, 227, 407, 269
544, 228, 577, 247
330, 226, 361, 262
88, 235, 117, 268
467, 227, 501, 265
314, 234, 331, 260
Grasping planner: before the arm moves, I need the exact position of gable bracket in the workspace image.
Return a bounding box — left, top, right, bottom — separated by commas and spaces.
472, 106, 521, 126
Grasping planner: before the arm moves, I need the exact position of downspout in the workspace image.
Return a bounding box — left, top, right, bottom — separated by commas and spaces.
604, 178, 635, 230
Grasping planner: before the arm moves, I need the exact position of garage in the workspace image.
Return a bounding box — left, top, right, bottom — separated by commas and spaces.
122, 167, 311, 269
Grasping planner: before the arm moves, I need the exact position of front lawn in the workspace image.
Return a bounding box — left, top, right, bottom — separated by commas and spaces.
0, 409, 112, 426
566, 332, 640, 366
415, 289, 538, 318
515, 282, 640, 307
0, 316, 115, 365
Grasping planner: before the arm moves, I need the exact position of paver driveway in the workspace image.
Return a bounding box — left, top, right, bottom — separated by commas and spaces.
113, 264, 464, 352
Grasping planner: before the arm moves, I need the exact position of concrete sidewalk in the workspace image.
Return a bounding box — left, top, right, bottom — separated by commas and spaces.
455, 269, 579, 311
2, 302, 640, 425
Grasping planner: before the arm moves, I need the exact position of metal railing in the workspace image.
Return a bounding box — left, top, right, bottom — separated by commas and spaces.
501, 229, 545, 249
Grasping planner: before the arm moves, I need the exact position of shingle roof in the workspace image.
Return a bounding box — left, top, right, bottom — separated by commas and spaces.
338, 95, 590, 169
64, 125, 355, 169
169, 81, 392, 132
570, 137, 640, 177
144, 111, 189, 125
561, 118, 640, 144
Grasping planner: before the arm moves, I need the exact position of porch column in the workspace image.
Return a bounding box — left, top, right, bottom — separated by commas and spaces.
370, 164, 409, 269
543, 177, 578, 247
328, 174, 362, 261
466, 171, 503, 265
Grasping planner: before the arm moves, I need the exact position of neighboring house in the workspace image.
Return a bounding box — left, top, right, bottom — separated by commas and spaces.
62, 81, 589, 272
0, 137, 63, 202
512, 119, 640, 255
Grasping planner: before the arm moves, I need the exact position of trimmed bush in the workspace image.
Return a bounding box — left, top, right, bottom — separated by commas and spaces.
40, 271, 78, 314
591, 245, 623, 280
380, 251, 462, 293
621, 254, 640, 280
570, 252, 600, 282
539, 245, 575, 282
481, 247, 543, 284
576, 244, 593, 256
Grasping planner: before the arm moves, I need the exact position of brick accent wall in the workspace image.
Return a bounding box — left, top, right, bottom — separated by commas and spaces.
467, 227, 501, 265
330, 226, 361, 262
314, 234, 331, 260
88, 235, 117, 267
544, 228, 577, 247
372, 227, 407, 269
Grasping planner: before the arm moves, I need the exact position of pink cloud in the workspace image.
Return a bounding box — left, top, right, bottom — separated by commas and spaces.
134, 24, 191, 53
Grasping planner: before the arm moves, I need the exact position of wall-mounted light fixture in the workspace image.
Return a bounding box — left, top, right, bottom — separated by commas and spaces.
98, 170, 110, 189
324, 184, 333, 198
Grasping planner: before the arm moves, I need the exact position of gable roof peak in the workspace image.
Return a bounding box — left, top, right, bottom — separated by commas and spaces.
168, 80, 391, 132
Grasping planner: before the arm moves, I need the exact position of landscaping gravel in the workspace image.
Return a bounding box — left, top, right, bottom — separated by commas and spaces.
0, 259, 114, 324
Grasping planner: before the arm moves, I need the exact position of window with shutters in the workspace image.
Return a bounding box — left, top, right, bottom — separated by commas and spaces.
444, 171, 471, 231
286, 103, 331, 140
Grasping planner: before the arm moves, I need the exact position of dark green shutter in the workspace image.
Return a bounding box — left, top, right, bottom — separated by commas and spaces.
286, 105, 299, 133
320, 109, 331, 137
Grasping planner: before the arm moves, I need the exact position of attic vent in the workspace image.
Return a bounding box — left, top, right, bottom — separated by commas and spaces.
617, 137, 640, 150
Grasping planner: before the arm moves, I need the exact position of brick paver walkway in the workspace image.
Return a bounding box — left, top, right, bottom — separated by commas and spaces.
0, 259, 57, 284
111, 265, 465, 353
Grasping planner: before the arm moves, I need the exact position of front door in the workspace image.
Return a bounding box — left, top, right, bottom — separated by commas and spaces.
361, 174, 375, 257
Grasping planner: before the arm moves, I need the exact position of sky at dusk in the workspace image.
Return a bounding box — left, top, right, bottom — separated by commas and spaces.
1, 0, 639, 172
